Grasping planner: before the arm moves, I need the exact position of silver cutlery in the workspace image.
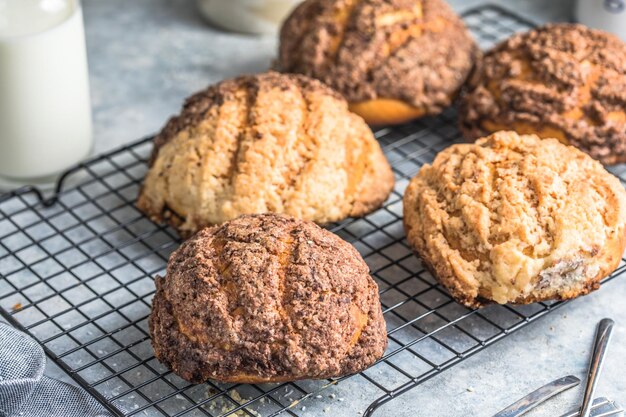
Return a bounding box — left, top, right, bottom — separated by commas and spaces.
560, 397, 624, 417
580, 318, 615, 417
492, 375, 581, 417
492, 318, 617, 417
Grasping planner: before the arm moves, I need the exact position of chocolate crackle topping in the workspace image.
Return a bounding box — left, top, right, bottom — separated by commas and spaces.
277, 0, 479, 112
459, 23, 626, 165
149, 213, 388, 383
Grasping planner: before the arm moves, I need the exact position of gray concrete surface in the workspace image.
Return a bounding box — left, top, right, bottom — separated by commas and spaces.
11, 0, 626, 416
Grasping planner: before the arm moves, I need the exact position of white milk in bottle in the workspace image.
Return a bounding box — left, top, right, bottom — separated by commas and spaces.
0, 0, 92, 184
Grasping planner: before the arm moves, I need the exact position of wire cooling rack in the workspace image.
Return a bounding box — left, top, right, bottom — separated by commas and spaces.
2, 4, 625, 417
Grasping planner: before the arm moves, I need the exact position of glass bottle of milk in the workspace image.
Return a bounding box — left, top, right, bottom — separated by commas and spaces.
0, 0, 92, 187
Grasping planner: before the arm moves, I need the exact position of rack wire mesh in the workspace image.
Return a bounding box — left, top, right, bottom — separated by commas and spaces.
1, 4, 625, 417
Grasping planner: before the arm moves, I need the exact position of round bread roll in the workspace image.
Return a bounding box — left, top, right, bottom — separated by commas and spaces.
136, 72, 394, 237
403, 131, 626, 308
276, 0, 479, 125
459, 23, 626, 165
149, 213, 387, 383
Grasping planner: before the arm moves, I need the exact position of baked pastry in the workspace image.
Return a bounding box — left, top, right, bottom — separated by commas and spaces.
276, 0, 479, 125
149, 213, 387, 383
459, 23, 626, 165
137, 72, 394, 237
403, 131, 626, 308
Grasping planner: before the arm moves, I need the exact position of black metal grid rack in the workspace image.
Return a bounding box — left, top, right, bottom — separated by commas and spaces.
2, 5, 625, 417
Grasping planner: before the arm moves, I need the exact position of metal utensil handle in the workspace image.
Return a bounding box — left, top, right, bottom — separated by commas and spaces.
492, 375, 581, 417
560, 397, 624, 417
580, 318, 615, 417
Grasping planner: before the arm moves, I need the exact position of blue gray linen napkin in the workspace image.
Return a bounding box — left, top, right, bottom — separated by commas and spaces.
0, 323, 113, 417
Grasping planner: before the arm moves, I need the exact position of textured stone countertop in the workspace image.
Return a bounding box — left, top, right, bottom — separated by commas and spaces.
17, 0, 626, 416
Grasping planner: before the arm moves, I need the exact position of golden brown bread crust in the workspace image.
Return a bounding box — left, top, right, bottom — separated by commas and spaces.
403, 131, 626, 308
149, 213, 387, 383
136, 72, 394, 237
277, 0, 479, 124
348, 99, 426, 126
459, 23, 626, 165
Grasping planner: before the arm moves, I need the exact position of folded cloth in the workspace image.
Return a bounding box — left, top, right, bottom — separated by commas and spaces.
0, 323, 113, 417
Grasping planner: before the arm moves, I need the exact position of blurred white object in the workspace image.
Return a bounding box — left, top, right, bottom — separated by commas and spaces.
576, 0, 626, 40
0, 0, 92, 185
196, 0, 302, 35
